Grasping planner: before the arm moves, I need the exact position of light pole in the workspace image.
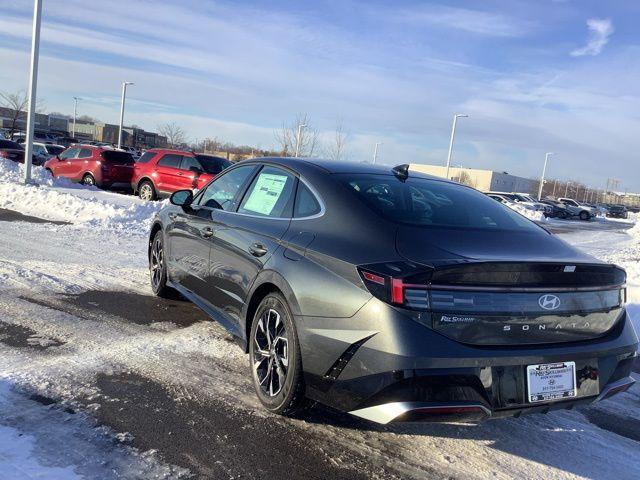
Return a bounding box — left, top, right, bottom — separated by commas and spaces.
445, 113, 468, 179
537, 152, 553, 201
294, 123, 306, 158
22, 0, 43, 184
117, 81, 134, 149
72, 96, 81, 138
373, 142, 382, 164
565, 181, 571, 198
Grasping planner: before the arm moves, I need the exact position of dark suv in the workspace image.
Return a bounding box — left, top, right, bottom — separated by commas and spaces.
131, 149, 232, 200
44, 145, 135, 187
147, 158, 637, 423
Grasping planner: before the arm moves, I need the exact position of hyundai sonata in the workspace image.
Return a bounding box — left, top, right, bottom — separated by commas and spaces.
147, 158, 637, 423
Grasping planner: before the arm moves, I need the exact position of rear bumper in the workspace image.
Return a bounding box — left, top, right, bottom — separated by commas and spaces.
300, 299, 639, 423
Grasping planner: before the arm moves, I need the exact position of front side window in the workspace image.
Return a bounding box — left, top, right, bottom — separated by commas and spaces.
59, 148, 79, 160
238, 166, 296, 218
341, 174, 541, 231
157, 154, 182, 168
77, 148, 93, 159
196, 165, 256, 211
137, 151, 155, 163
180, 156, 202, 171
196, 155, 232, 175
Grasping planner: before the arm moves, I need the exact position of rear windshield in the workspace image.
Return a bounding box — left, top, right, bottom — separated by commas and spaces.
101, 150, 134, 164
340, 174, 541, 231
196, 155, 232, 174
0, 140, 22, 149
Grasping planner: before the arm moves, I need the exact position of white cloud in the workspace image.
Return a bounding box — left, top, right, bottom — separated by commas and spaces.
571, 18, 614, 57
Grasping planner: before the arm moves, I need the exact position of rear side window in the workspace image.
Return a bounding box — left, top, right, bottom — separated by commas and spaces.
294, 182, 321, 218
102, 150, 134, 164
137, 151, 155, 163
157, 154, 182, 168
341, 174, 540, 231
238, 166, 296, 218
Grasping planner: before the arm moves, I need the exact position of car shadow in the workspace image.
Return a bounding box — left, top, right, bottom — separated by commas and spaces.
301, 387, 640, 479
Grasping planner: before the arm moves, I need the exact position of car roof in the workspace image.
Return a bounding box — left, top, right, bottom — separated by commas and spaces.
244, 157, 455, 183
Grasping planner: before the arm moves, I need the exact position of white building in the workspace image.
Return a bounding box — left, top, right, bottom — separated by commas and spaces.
409, 164, 537, 194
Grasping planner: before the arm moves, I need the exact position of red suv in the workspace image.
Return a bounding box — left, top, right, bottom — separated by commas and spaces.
44, 145, 135, 188
131, 149, 232, 200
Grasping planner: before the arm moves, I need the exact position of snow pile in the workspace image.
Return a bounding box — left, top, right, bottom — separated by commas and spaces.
0, 380, 188, 479
510, 203, 546, 222
0, 158, 164, 233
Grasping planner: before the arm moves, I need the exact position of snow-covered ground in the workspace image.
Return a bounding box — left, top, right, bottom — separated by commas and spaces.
0, 158, 638, 479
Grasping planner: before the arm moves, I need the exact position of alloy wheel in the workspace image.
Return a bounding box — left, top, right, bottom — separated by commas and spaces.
253, 308, 289, 397
140, 183, 153, 201
150, 237, 164, 289
82, 175, 95, 186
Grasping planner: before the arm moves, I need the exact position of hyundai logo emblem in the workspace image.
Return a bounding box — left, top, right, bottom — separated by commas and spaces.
539, 294, 561, 310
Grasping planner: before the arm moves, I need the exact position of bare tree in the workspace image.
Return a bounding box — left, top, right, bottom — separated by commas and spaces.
274, 113, 319, 157
157, 122, 187, 147
327, 119, 349, 161
0, 90, 45, 136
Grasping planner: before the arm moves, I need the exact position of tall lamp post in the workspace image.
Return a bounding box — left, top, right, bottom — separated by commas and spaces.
445, 113, 468, 180
294, 123, 307, 158
72, 96, 81, 138
117, 81, 134, 149
22, 0, 43, 184
373, 142, 382, 164
537, 152, 553, 201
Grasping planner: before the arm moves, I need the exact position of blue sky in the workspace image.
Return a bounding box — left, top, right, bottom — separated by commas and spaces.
1, 0, 639, 191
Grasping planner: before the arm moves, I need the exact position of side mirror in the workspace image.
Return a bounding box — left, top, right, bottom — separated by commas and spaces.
170, 190, 194, 209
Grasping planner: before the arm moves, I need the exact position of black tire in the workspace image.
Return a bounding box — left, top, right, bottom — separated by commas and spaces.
579, 211, 589, 221
249, 292, 307, 416
138, 180, 157, 201
149, 230, 174, 298
81, 173, 95, 186
558, 211, 567, 219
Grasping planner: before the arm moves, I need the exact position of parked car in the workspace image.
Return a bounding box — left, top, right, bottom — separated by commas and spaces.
132, 149, 232, 200
55, 136, 80, 147
557, 198, 597, 220
32, 142, 65, 162
486, 193, 515, 206
0, 139, 42, 165
44, 145, 135, 188
606, 204, 628, 219
148, 158, 637, 423
539, 200, 570, 219
485, 191, 551, 215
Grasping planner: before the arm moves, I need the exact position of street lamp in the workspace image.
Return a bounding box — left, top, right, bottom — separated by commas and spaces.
445, 114, 468, 179
294, 123, 307, 158
117, 81, 134, 149
72, 96, 81, 138
373, 142, 382, 164
537, 152, 553, 201
22, 0, 43, 184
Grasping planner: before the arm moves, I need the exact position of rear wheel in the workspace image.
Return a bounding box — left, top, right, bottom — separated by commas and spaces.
139, 180, 156, 201
579, 211, 589, 221
149, 231, 173, 298
81, 173, 95, 186
249, 292, 307, 416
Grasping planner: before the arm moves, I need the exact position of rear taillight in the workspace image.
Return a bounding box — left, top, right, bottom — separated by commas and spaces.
358, 264, 432, 310
0, 151, 9, 159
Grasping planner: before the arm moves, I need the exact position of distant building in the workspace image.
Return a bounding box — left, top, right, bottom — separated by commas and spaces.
409, 164, 538, 194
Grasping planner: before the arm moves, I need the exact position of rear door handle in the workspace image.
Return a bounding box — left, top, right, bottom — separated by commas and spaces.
201, 227, 214, 238
249, 243, 268, 257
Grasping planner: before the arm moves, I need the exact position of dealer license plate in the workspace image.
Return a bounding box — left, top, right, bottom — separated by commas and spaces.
526, 362, 577, 403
